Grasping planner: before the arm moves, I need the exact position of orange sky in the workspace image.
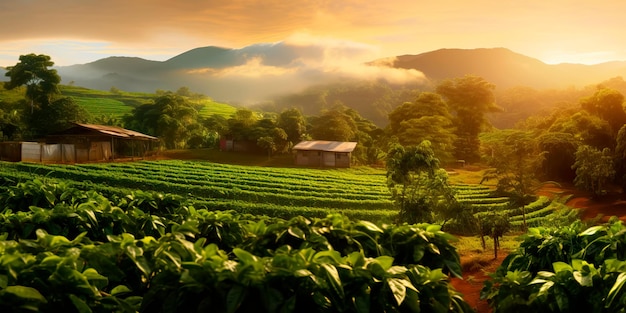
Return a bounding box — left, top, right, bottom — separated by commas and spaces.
1, 0, 625, 67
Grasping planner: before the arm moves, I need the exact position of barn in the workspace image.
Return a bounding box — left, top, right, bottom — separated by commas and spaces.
0, 123, 159, 163
45, 123, 159, 162
293, 140, 357, 168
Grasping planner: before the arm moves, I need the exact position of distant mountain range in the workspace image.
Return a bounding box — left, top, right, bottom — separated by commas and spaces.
386, 48, 626, 89
2, 45, 626, 104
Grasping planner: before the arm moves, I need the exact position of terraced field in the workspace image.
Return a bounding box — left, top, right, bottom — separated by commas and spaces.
0, 160, 577, 226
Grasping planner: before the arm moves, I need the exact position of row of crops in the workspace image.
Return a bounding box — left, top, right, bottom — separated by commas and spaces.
0, 179, 474, 312
0, 160, 576, 229
453, 184, 578, 231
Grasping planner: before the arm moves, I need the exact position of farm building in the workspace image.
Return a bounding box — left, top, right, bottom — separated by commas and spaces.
293, 140, 357, 168
0, 123, 159, 163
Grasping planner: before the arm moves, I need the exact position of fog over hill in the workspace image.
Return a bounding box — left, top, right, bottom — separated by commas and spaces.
56, 42, 426, 104
4, 44, 625, 106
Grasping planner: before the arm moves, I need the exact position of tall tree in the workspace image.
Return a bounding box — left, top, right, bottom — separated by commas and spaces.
537, 132, 579, 181
126, 93, 200, 149
580, 87, 626, 135
226, 108, 258, 141
548, 111, 614, 150
388, 92, 456, 163
615, 124, 626, 193
386, 141, 455, 224
276, 108, 307, 145
572, 145, 615, 197
4, 54, 61, 112
309, 108, 357, 142
436, 75, 500, 162
481, 130, 543, 229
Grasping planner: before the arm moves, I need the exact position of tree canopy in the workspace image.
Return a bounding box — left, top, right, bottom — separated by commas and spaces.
436, 75, 500, 162
4, 54, 61, 110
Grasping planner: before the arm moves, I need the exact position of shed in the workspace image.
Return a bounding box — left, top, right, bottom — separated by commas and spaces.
293, 140, 357, 168
44, 123, 159, 162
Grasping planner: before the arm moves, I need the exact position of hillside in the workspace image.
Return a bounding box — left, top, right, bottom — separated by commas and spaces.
386, 48, 626, 89
0, 85, 238, 120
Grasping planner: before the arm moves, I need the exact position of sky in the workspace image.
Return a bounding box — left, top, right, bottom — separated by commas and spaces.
1, 0, 625, 67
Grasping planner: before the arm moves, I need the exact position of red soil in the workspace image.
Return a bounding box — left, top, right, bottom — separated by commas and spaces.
452, 183, 626, 313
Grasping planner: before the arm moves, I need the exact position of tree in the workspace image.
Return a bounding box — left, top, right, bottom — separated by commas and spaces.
309, 108, 357, 142
386, 141, 455, 224
226, 108, 258, 141
126, 93, 200, 149
388, 92, 456, 163
276, 108, 307, 146
548, 111, 614, 150
537, 132, 579, 181
257, 136, 276, 159
4, 54, 61, 112
481, 130, 543, 229
615, 125, 626, 193
29, 97, 90, 137
580, 87, 626, 135
572, 145, 615, 197
436, 75, 500, 162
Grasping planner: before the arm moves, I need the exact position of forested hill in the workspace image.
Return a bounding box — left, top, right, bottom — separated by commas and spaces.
385, 48, 626, 89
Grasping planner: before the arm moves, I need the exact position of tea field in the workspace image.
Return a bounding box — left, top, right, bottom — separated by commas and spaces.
0, 160, 576, 227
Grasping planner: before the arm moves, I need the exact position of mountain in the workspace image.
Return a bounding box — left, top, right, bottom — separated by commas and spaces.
386, 48, 626, 89
54, 46, 626, 105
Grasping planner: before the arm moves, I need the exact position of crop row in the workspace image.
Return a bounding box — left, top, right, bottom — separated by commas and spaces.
77, 162, 390, 198
0, 165, 398, 223
4, 162, 394, 211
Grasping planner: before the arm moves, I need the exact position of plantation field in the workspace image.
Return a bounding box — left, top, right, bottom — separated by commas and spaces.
59, 86, 238, 119
0, 160, 577, 229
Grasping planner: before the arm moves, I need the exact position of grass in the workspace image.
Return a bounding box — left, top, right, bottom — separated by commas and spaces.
1, 85, 238, 120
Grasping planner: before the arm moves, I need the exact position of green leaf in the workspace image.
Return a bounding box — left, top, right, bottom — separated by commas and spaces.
579, 225, 604, 236
2, 286, 47, 303
110, 285, 132, 296
388, 278, 407, 305
374, 256, 394, 271
356, 220, 383, 233
288, 226, 306, 240
83, 268, 108, 289
233, 248, 257, 264
552, 262, 573, 273
606, 272, 626, 308
321, 263, 344, 299
226, 285, 247, 313
69, 294, 93, 313
537, 281, 555, 297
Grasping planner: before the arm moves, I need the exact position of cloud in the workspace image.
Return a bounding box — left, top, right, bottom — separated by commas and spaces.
204, 34, 426, 84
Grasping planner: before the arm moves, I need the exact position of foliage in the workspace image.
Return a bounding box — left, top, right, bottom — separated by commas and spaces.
572, 145, 615, 197
580, 87, 626, 135
125, 93, 201, 149
482, 219, 626, 312
481, 130, 544, 229
386, 141, 458, 224
4, 53, 61, 109
537, 132, 579, 181
436, 75, 500, 163
388, 92, 457, 163
0, 179, 474, 312
309, 107, 358, 142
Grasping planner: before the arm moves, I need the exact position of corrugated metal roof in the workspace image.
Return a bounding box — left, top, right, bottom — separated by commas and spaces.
70, 123, 158, 140
292, 140, 357, 153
